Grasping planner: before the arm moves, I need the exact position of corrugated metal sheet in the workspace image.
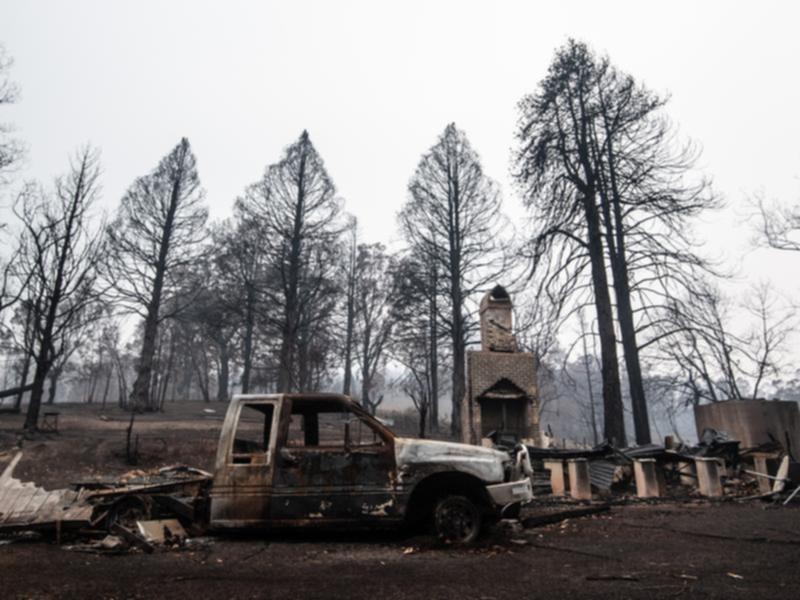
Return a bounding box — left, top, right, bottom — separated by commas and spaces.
0, 453, 93, 531
589, 460, 617, 491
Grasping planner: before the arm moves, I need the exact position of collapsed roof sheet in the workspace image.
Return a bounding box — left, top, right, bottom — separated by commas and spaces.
0, 453, 93, 532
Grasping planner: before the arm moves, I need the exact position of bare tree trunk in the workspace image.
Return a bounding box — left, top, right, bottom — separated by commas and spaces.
278, 294, 296, 393
579, 311, 599, 446
342, 224, 357, 397
595, 133, 651, 445
86, 347, 103, 404
125, 405, 137, 464
149, 335, 164, 411
450, 307, 466, 438
13, 354, 31, 413
360, 342, 371, 413
46, 368, 61, 405
131, 303, 162, 410
178, 361, 191, 401
191, 346, 211, 402
23, 152, 103, 430
100, 366, 112, 410
448, 165, 464, 440
158, 334, 176, 410
116, 369, 127, 408
217, 342, 230, 402
159, 371, 171, 410
129, 155, 184, 411
573, 86, 626, 447
297, 327, 310, 392
611, 265, 649, 443
428, 267, 439, 432
86, 369, 98, 404
25, 357, 52, 428
115, 356, 129, 409
277, 140, 308, 393
0, 384, 34, 401
240, 292, 255, 394
581, 187, 626, 446
343, 287, 355, 396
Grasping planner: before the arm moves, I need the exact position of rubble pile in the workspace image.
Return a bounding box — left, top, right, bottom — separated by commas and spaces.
525, 428, 800, 504
2, 397, 799, 555
0, 456, 211, 553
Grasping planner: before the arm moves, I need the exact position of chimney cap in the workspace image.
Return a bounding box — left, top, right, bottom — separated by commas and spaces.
490, 284, 510, 300
481, 285, 512, 312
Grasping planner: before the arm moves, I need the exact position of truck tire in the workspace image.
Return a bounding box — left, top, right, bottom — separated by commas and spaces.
433, 495, 482, 544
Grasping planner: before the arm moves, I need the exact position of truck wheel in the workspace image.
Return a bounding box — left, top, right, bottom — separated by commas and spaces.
433, 495, 482, 544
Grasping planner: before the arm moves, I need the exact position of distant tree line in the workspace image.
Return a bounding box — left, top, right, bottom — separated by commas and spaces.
0, 40, 797, 447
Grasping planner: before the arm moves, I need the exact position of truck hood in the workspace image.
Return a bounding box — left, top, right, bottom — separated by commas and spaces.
394, 437, 507, 483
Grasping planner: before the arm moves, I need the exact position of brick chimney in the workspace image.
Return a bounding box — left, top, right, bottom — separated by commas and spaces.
479, 285, 516, 352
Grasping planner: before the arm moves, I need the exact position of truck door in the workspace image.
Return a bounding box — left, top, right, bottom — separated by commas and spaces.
209, 400, 279, 528
271, 398, 398, 523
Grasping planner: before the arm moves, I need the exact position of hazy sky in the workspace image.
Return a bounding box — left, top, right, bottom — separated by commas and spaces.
2, 1, 799, 299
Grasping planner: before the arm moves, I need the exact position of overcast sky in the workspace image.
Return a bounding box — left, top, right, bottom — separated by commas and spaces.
2, 1, 799, 302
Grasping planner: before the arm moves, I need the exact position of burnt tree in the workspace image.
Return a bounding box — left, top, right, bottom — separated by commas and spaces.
515, 42, 626, 445
588, 48, 714, 444
756, 194, 800, 253
391, 254, 447, 437
352, 243, 397, 414
14, 148, 105, 430
655, 281, 794, 405
400, 123, 507, 438
236, 131, 342, 392
106, 138, 208, 411
213, 218, 266, 395
341, 217, 358, 397
0, 44, 22, 185
515, 41, 716, 445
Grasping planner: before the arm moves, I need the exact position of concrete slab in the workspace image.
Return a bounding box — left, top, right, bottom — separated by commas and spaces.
751, 454, 773, 494
544, 459, 566, 496
567, 458, 592, 501
634, 458, 661, 498
695, 457, 723, 497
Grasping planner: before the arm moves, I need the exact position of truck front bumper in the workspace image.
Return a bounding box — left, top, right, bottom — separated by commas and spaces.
486, 478, 533, 508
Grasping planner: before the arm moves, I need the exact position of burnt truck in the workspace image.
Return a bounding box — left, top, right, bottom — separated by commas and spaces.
0, 393, 533, 544
209, 393, 533, 542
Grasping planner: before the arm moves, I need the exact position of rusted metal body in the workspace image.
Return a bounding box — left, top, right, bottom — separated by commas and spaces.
209, 393, 533, 531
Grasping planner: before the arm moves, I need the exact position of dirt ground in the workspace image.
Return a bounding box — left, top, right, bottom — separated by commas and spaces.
2, 402, 799, 600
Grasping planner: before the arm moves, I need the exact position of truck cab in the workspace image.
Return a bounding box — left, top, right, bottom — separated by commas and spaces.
209, 393, 533, 543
